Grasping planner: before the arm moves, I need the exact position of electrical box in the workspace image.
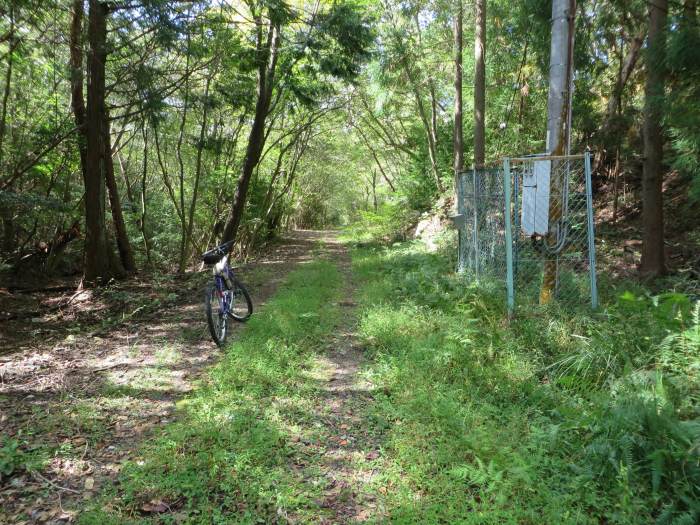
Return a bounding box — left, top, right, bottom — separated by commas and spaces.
521, 159, 550, 236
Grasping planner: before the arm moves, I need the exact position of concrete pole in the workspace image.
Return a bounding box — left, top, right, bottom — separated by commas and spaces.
540, 0, 575, 304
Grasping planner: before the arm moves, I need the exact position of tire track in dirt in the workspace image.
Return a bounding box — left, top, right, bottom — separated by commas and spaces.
289, 234, 383, 524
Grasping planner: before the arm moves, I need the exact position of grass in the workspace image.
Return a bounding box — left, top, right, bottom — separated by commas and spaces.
7, 230, 696, 523
349, 241, 699, 524
79, 258, 344, 524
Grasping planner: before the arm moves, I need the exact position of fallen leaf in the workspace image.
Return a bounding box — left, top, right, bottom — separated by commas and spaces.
84, 477, 94, 490
339, 439, 348, 446
56, 511, 75, 522
142, 499, 169, 513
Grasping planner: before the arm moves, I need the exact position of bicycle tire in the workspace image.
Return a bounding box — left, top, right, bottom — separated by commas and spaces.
205, 283, 228, 347
228, 278, 253, 322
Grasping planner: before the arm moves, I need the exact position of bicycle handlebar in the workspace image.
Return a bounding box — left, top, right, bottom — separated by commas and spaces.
201, 240, 234, 264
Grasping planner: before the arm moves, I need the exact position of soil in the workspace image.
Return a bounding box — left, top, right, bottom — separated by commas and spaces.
0, 231, 332, 524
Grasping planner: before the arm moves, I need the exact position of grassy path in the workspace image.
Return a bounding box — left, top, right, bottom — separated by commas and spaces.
0, 232, 366, 523
10, 234, 691, 524
73, 233, 387, 524
286, 237, 382, 524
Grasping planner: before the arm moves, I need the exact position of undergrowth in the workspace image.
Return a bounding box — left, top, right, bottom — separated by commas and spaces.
341, 202, 419, 244
351, 241, 699, 524
80, 259, 342, 524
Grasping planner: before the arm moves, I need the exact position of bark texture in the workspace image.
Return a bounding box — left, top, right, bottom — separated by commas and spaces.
473, 0, 485, 169
640, 0, 668, 276
84, 0, 123, 284
453, 0, 464, 175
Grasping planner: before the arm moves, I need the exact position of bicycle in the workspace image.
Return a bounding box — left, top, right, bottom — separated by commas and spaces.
201, 240, 253, 347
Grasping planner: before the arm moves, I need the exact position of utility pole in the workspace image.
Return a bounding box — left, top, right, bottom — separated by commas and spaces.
540, 0, 575, 304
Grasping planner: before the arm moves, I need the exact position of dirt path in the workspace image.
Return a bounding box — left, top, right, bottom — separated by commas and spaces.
0, 231, 328, 524
289, 235, 382, 524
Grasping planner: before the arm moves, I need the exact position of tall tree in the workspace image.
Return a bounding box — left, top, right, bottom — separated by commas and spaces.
69, 0, 87, 178
83, 0, 123, 283
453, 0, 464, 175
221, 0, 373, 245
0, 3, 17, 254
640, 0, 668, 275
104, 113, 136, 274
473, 0, 486, 169
221, 10, 281, 245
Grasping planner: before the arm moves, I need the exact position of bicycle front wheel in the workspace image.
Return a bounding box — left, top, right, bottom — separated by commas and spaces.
205, 283, 228, 347
229, 278, 253, 322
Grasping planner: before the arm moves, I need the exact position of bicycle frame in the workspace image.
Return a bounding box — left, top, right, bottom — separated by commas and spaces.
214, 275, 230, 315
213, 256, 234, 316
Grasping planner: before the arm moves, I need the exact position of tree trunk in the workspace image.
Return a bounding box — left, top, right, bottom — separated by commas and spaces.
175, 33, 191, 271
640, 0, 668, 276
540, 0, 575, 304
0, 8, 16, 256
69, 0, 87, 178
371, 170, 378, 212
84, 0, 123, 284
684, 0, 697, 25
410, 15, 443, 192
593, 31, 643, 180
612, 150, 621, 222
453, 0, 464, 175
408, 78, 442, 192
1, 206, 13, 254
354, 124, 395, 191
153, 122, 184, 225
473, 0, 485, 169
140, 124, 152, 265
0, 4, 16, 168
104, 114, 137, 273
221, 18, 280, 245
179, 72, 212, 271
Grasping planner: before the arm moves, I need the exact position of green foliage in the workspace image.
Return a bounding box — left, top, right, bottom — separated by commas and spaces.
0, 436, 25, 479
667, 21, 700, 201
350, 240, 699, 523
341, 202, 418, 244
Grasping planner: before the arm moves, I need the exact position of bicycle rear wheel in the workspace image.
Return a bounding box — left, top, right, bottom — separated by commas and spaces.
229, 278, 253, 322
205, 283, 228, 346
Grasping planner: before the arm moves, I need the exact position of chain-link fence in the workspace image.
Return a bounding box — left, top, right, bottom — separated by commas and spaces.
454, 152, 598, 312
456, 167, 507, 280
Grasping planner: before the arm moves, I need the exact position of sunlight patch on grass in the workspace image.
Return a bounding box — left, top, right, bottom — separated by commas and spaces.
79, 258, 343, 524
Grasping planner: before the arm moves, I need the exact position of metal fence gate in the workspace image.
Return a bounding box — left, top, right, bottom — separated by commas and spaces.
455, 152, 598, 311
456, 167, 507, 280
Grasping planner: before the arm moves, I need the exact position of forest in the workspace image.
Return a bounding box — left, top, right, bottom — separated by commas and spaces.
0, 0, 699, 523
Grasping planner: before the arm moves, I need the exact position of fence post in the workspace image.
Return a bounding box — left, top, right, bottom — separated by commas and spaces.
504, 158, 515, 313
473, 168, 480, 280
456, 172, 464, 272
584, 151, 598, 309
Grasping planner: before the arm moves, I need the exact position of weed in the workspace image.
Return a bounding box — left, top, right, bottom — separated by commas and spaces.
0, 436, 25, 479
350, 241, 699, 524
